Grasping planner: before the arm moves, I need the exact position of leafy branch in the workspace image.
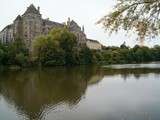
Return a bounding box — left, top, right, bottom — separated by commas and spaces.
97, 0, 160, 43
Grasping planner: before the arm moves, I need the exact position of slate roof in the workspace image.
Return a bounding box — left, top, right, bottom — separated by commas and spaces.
1, 24, 13, 32
15, 15, 22, 21
43, 19, 64, 27
70, 20, 78, 26
69, 20, 81, 31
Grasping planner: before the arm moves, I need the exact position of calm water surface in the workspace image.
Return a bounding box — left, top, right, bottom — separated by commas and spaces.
0, 64, 160, 120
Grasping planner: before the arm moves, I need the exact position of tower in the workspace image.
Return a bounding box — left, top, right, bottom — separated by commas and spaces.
67, 17, 71, 27
22, 4, 42, 49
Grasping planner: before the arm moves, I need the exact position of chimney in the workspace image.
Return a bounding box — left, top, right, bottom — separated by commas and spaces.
38, 6, 40, 12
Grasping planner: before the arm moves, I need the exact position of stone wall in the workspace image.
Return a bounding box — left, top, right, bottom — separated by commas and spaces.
22, 13, 42, 48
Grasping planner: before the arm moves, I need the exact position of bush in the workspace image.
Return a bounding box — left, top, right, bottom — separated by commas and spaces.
15, 53, 28, 67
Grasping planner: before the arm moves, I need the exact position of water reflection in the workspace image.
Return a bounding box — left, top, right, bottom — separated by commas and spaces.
0, 66, 103, 120
102, 68, 160, 81
0, 66, 160, 120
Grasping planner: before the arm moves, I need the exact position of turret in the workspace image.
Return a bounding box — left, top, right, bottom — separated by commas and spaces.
67, 17, 71, 26
82, 25, 85, 32
23, 4, 41, 15
22, 4, 42, 49
38, 6, 40, 12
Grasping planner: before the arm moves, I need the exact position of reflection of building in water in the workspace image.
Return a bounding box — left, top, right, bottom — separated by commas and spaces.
0, 67, 103, 120
88, 74, 104, 85
0, 67, 160, 119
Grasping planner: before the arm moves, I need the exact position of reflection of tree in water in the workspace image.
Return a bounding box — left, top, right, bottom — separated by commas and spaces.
102, 68, 160, 81
0, 66, 160, 120
0, 66, 103, 120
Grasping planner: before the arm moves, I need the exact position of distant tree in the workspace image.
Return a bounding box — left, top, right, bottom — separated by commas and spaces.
151, 45, 160, 61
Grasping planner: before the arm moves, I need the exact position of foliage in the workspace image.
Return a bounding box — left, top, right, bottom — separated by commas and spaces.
98, 0, 160, 41
1, 32, 160, 67
15, 53, 28, 66
2, 27, 160, 67
0, 38, 29, 66
50, 28, 78, 65
99, 43, 160, 65
0, 28, 95, 67
32, 28, 94, 66
32, 35, 65, 66
79, 46, 94, 64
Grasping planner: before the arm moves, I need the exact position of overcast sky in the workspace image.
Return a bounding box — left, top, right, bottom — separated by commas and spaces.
1, 0, 160, 47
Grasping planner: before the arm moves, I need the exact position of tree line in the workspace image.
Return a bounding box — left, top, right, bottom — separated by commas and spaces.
97, 43, 160, 64
0, 27, 160, 68
0, 28, 95, 67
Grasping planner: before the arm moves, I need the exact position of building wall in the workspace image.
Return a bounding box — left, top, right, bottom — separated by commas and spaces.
67, 20, 86, 45
7, 28, 14, 43
42, 20, 64, 35
22, 13, 42, 48
86, 40, 102, 50
0, 32, 2, 43
13, 17, 23, 40
0, 26, 14, 44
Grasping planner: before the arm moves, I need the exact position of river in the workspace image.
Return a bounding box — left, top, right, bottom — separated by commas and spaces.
0, 64, 160, 120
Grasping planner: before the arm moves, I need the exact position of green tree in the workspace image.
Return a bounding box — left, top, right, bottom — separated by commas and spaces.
151, 45, 160, 61
32, 35, 65, 66
0, 43, 5, 65
7, 38, 29, 66
15, 53, 28, 66
79, 46, 94, 64
49, 28, 78, 65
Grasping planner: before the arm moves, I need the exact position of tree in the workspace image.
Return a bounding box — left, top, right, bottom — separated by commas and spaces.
32, 28, 80, 66
15, 53, 28, 66
0, 43, 5, 65
6, 38, 29, 66
151, 45, 160, 61
79, 46, 94, 64
49, 28, 78, 65
32, 35, 65, 66
98, 0, 160, 42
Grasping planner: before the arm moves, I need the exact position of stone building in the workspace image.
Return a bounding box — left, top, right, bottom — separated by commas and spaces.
0, 24, 14, 44
0, 4, 102, 50
86, 39, 102, 50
